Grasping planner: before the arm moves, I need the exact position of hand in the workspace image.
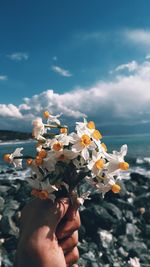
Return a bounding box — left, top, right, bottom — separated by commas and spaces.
14, 198, 80, 267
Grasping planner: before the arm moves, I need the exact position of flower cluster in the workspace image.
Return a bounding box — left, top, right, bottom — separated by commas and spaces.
3, 111, 129, 203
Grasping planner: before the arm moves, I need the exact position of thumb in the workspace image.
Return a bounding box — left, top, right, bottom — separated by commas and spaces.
53, 198, 70, 226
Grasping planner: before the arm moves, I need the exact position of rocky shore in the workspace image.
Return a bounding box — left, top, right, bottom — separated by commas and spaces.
0, 169, 150, 267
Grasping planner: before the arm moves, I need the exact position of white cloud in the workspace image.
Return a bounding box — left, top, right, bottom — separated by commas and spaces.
1, 58, 150, 132
0, 75, 7, 81
0, 104, 22, 118
6, 52, 29, 61
112, 60, 138, 73
51, 65, 72, 77
124, 29, 150, 46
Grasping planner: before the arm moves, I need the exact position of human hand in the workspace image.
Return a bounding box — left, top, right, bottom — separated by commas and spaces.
14, 197, 80, 267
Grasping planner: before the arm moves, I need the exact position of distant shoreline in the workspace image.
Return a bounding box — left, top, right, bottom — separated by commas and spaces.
0, 129, 31, 142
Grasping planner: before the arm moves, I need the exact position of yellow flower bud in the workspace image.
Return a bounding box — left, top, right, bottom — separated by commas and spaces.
26, 158, 33, 165
87, 121, 95, 129
95, 159, 104, 169
119, 162, 129, 170
92, 130, 102, 140
35, 156, 43, 166
43, 111, 49, 118
3, 154, 11, 163
38, 149, 47, 158
111, 184, 121, 193
60, 127, 68, 134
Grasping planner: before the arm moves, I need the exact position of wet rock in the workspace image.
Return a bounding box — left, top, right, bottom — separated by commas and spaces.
127, 241, 147, 258
0, 215, 19, 237
113, 220, 126, 236
0, 185, 10, 195
126, 223, 138, 239
124, 210, 134, 222
142, 224, 150, 237
102, 202, 122, 221
0, 196, 5, 212
130, 172, 149, 184
118, 247, 128, 258
98, 230, 113, 249
134, 192, 150, 207
81, 204, 117, 235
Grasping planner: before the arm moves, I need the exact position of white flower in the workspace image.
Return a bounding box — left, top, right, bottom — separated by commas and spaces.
9, 148, 23, 168
43, 151, 57, 172
55, 149, 78, 162
70, 130, 96, 161
32, 117, 46, 140
49, 133, 71, 151
47, 113, 62, 125
104, 144, 129, 175
57, 133, 71, 146
28, 161, 44, 180
76, 118, 95, 135
85, 174, 116, 197
87, 150, 105, 176
27, 178, 58, 201
76, 119, 102, 149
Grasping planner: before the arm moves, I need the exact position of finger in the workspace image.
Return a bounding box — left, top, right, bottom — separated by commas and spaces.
65, 201, 79, 221
55, 198, 70, 223
65, 247, 79, 266
56, 207, 80, 240
59, 231, 78, 254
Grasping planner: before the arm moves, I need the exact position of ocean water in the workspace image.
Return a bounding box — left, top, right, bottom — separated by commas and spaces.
0, 134, 150, 179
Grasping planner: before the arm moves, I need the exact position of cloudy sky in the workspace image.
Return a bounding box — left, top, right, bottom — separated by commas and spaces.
0, 0, 150, 135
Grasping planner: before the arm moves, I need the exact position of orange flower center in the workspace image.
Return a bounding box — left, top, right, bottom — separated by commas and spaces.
60, 127, 68, 134
53, 142, 62, 151
43, 111, 49, 118
26, 158, 33, 165
95, 159, 104, 169
35, 156, 43, 166
38, 190, 49, 200
101, 143, 107, 152
111, 184, 121, 193
38, 149, 47, 158
92, 130, 102, 140
118, 162, 129, 170
81, 134, 91, 146
3, 154, 11, 163
87, 121, 95, 129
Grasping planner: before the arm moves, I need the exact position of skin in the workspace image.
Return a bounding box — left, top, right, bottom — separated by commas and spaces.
14, 198, 81, 267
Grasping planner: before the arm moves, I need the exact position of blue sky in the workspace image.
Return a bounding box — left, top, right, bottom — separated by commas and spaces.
1, 0, 150, 134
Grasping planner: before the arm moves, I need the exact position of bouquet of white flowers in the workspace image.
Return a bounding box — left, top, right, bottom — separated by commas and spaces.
3, 111, 129, 204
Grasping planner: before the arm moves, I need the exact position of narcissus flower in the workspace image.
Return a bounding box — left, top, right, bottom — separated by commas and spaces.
70, 131, 95, 160
5, 148, 23, 168
88, 151, 105, 176
32, 118, 46, 140
46, 112, 62, 125
104, 145, 129, 175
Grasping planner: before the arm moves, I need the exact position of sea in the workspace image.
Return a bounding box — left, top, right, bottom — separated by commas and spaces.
0, 133, 150, 180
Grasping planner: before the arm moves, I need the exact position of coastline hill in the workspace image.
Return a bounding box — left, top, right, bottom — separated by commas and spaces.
0, 130, 32, 141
